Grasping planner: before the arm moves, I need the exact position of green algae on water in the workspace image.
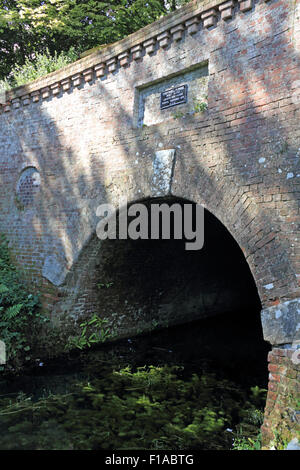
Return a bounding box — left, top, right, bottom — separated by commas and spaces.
0, 364, 264, 450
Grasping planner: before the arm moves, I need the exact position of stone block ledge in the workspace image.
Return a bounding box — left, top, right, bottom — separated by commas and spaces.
261, 298, 300, 346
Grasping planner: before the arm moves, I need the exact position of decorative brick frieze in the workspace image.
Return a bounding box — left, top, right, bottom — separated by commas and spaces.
61, 78, 71, 91
131, 44, 143, 60
71, 74, 81, 87
31, 90, 40, 102
201, 8, 217, 28
107, 57, 117, 73
21, 94, 31, 106
51, 82, 61, 95
41, 87, 50, 99
157, 31, 171, 48
82, 68, 94, 82
3, 103, 11, 112
118, 51, 130, 67
170, 24, 185, 41
219, 0, 235, 20
143, 38, 156, 54
238, 0, 253, 12
94, 63, 106, 78
12, 98, 20, 109
185, 16, 200, 35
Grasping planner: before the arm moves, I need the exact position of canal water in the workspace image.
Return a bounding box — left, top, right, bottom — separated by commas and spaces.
0, 310, 270, 450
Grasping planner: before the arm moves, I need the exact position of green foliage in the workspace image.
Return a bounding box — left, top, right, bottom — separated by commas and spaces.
66, 314, 113, 350
0, 235, 48, 369
271, 429, 300, 451
0, 47, 78, 90
172, 97, 208, 120
0, 78, 11, 92
97, 282, 114, 289
0, 363, 265, 450
172, 111, 185, 119
0, 1, 196, 82
249, 385, 267, 408
0, 1, 163, 81
231, 389, 265, 450
232, 431, 262, 450
193, 99, 208, 113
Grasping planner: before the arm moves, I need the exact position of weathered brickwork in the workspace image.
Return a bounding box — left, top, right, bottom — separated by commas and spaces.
262, 347, 300, 448
0, 0, 299, 446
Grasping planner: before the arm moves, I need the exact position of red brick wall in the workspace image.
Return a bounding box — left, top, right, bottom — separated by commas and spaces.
0, 0, 298, 307
262, 347, 300, 448
0, 0, 299, 447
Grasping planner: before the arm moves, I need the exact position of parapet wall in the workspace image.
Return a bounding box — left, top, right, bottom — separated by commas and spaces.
0, 0, 292, 110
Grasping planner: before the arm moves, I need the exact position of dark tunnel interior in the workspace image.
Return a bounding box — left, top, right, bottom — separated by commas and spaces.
94, 196, 270, 384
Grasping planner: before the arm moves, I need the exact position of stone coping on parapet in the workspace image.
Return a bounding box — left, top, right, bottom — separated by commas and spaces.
0, 0, 272, 112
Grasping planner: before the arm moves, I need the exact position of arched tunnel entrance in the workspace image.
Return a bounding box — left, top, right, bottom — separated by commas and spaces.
87, 196, 270, 384
54, 194, 270, 450
0, 196, 272, 451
